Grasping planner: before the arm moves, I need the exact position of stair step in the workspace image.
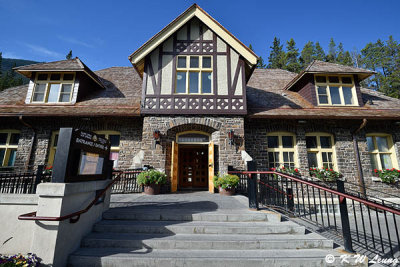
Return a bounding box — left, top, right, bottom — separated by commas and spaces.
93, 220, 305, 235
103, 209, 281, 222
69, 248, 367, 267
82, 232, 333, 250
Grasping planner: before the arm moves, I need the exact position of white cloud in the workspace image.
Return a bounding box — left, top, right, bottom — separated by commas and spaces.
24, 44, 63, 58
58, 36, 94, 48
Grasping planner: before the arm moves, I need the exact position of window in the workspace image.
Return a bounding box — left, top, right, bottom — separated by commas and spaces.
366, 134, 398, 170
177, 131, 210, 144
31, 73, 75, 103
176, 56, 212, 94
0, 130, 20, 167
314, 75, 358, 106
47, 131, 59, 167
267, 132, 297, 169
95, 131, 121, 168
306, 133, 336, 170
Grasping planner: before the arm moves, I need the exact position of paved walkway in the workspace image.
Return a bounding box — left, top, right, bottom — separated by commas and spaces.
109, 191, 250, 212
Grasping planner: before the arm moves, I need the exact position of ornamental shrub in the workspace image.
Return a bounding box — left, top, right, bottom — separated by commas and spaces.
374, 168, 400, 184
309, 168, 342, 182
137, 170, 167, 186
213, 173, 240, 189
0, 253, 40, 266
270, 166, 300, 177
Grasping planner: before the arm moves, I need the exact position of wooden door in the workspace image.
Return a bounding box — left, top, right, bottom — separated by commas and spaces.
171, 141, 178, 192
178, 146, 208, 189
208, 142, 214, 193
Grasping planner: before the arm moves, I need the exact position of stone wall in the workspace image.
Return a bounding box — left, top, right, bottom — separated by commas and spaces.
0, 117, 143, 171
245, 118, 400, 197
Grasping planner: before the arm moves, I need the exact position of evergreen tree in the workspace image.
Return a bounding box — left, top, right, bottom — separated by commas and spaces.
66, 50, 73, 60
336, 43, 345, 64
314, 42, 326, 61
249, 44, 266, 68
285, 38, 301, 72
267, 37, 286, 69
326, 38, 336, 62
0, 52, 2, 77
300, 41, 316, 68
342, 51, 353, 66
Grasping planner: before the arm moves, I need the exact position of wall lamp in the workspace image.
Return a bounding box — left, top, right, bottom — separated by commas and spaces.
228, 130, 235, 146
153, 130, 160, 148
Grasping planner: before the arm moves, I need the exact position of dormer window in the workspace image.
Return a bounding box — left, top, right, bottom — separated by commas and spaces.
31, 73, 75, 103
175, 56, 212, 94
315, 75, 358, 106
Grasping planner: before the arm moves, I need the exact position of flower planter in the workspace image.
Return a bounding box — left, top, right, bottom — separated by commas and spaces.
143, 183, 160, 195
219, 186, 235, 196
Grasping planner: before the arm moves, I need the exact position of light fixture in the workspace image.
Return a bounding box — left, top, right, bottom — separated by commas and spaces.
153, 130, 160, 141
228, 130, 235, 146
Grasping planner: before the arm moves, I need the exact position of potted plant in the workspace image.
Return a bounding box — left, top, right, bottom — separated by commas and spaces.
137, 169, 167, 195
374, 168, 400, 184
270, 166, 301, 179
309, 168, 342, 182
213, 173, 240, 196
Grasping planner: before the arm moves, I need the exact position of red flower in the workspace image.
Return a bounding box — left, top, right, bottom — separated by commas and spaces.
314, 168, 317, 171
329, 169, 333, 172
387, 169, 390, 171
398, 170, 400, 173
271, 168, 276, 171
294, 168, 299, 173
374, 169, 378, 173
282, 166, 285, 169
309, 168, 313, 171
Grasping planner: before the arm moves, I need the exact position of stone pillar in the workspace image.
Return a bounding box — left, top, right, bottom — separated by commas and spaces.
30, 180, 111, 267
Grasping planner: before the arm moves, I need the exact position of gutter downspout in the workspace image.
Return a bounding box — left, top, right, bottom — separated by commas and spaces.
19, 116, 36, 172
352, 118, 368, 198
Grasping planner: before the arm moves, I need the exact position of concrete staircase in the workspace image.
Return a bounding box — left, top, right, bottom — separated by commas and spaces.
68, 193, 366, 266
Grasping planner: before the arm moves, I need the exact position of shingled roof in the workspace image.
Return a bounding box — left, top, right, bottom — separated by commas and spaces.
0, 67, 141, 117
247, 69, 400, 120
285, 60, 376, 91
14, 57, 104, 88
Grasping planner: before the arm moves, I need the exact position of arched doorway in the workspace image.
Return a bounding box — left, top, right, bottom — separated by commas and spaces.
171, 131, 214, 192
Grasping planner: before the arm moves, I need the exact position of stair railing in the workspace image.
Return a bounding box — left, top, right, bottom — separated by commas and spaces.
229, 170, 400, 259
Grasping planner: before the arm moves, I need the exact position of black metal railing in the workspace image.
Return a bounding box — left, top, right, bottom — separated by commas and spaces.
0, 165, 50, 194
229, 170, 400, 259
111, 170, 143, 194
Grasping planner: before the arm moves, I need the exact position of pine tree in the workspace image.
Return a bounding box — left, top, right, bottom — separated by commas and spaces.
249, 44, 266, 68
314, 42, 326, 61
336, 43, 345, 64
66, 50, 73, 60
342, 51, 353, 66
326, 38, 336, 62
300, 41, 315, 68
285, 38, 301, 73
267, 37, 286, 69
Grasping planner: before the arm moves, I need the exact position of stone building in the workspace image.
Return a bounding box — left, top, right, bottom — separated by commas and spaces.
0, 4, 399, 195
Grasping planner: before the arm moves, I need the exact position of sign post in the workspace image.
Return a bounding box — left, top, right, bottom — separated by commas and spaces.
52, 128, 112, 183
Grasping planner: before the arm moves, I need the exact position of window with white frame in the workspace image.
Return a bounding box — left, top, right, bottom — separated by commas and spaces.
366, 134, 398, 170
306, 133, 336, 169
267, 132, 297, 169
314, 75, 358, 106
95, 131, 121, 168
0, 130, 20, 167
31, 73, 75, 103
176, 55, 212, 94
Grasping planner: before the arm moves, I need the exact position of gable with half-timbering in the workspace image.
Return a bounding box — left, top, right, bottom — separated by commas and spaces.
141, 18, 247, 114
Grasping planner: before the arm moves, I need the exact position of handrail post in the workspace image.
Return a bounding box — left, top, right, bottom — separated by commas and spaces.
247, 161, 258, 210
33, 165, 44, 194
337, 180, 355, 253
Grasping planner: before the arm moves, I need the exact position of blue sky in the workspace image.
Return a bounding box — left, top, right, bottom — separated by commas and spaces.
0, 0, 399, 70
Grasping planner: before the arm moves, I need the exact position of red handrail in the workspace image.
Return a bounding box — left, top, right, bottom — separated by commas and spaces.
18, 171, 125, 223
229, 171, 400, 216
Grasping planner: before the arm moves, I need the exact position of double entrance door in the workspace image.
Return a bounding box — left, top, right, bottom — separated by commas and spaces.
178, 145, 208, 189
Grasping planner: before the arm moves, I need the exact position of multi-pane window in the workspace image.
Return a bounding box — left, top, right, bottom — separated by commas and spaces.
315, 75, 358, 106
176, 56, 212, 94
47, 131, 59, 167
0, 130, 20, 167
366, 134, 398, 170
306, 133, 336, 169
31, 73, 75, 103
267, 133, 297, 169
95, 131, 121, 168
